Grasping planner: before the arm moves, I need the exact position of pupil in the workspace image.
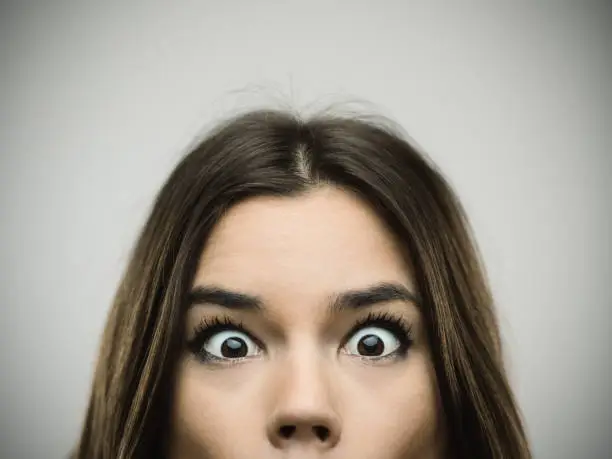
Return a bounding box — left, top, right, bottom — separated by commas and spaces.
357, 334, 384, 356
221, 337, 247, 358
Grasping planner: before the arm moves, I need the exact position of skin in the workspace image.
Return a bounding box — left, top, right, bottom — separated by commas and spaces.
169, 186, 445, 459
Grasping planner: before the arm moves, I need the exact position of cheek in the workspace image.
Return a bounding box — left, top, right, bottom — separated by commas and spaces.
341, 356, 442, 456
169, 361, 268, 457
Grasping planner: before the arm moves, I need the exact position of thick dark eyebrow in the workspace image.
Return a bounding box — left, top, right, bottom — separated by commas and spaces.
328, 282, 420, 314
188, 282, 419, 313
188, 286, 263, 311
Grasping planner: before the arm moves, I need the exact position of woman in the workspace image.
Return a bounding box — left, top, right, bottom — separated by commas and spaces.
73, 108, 531, 458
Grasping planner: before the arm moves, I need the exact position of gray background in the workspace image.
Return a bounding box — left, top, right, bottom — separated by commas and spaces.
1, 1, 611, 458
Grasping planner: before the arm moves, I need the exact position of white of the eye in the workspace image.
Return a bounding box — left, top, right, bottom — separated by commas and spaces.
344, 326, 401, 357
203, 330, 260, 358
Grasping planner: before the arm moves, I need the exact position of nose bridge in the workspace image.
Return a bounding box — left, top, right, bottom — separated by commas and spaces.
267, 336, 341, 450
282, 339, 331, 406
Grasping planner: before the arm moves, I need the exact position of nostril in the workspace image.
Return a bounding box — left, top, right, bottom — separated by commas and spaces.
313, 425, 330, 441
278, 425, 331, 442
279, 425, 296, 438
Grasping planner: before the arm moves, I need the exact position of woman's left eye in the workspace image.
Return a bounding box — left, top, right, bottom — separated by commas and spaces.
343, 326, 401, 358
201, 330, 262, 360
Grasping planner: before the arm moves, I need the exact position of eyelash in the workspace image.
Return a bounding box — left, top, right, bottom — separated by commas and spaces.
186, 312, 414, 364
186, 316, 258, 363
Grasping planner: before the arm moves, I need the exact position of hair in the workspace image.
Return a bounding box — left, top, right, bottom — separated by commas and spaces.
73, 108, 531, 459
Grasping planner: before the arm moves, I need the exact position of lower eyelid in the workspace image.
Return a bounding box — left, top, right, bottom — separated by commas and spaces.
192, 351, 248, 366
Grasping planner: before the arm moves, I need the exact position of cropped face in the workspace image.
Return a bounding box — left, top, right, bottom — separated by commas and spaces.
169, 186, 445, 459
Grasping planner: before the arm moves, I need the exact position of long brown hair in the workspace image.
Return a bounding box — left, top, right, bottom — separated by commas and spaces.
73, 108, 531, 458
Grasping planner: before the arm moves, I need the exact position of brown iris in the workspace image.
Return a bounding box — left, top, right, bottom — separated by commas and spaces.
357, 334, 384, 356
220, 337, 248, 358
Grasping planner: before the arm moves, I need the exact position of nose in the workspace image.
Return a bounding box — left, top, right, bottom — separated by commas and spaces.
266, 351, 342, 451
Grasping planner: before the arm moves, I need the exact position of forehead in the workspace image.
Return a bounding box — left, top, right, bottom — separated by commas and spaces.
193, 187, 414, 310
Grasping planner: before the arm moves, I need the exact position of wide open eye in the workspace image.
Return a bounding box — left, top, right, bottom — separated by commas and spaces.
202, 330, 262, 360
343, 326, 402, 358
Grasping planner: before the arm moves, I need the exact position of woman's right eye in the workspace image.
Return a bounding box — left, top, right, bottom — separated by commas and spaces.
200, 330, 262, 360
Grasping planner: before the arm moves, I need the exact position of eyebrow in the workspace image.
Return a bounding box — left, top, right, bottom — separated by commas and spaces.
188, 286, 264, 311
329, 282, 420, 313
187, 282, 420, 313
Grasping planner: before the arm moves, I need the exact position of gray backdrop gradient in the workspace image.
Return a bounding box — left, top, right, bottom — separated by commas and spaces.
1, 1, 611, 458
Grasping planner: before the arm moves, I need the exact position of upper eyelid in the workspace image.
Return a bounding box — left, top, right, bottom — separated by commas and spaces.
189, 313, 412, 345
346, 312, 412, 333
192, 319, 259, 341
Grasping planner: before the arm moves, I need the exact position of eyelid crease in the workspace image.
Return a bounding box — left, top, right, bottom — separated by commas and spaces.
187, 316, 260, 348
341, 311, 414, 345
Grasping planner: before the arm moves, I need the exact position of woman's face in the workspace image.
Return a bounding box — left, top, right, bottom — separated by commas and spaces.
169, 186, 444, 459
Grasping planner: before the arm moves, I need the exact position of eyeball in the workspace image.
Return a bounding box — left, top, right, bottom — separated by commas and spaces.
343, 326, 401, 358
203, 330, 261, 359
